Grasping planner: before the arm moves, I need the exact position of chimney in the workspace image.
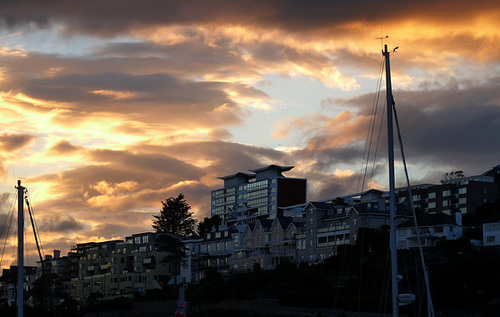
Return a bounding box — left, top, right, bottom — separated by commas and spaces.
53, 250, 61, 259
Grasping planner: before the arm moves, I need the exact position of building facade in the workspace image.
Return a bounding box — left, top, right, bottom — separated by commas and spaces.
397, 212, 463, 249
211, 165, 307, 226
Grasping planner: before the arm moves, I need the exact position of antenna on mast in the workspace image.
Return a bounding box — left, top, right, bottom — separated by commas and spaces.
375, 35, 389, 49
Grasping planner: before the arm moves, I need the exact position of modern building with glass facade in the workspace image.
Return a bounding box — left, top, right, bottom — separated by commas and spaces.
211, 165, 307, 226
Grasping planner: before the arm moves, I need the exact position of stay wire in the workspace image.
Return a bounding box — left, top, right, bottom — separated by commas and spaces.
358, 56, 385, 193
0, 190, 17, 268
393, 101, 435, 317
25, 189, 47, 267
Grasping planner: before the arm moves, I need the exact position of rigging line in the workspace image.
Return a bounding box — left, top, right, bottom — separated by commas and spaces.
367, 228, 389, 312
332, 240, 349, 314
0, 190, 17, 268
367, 62, 386, 190
25, 223, 30, 265
368, 98, 386, 189
393, 102, 435, 317
0, 188, 17, 244
358, 56, 385, 193
25, 190, 47, 269
378, 245, 391, 315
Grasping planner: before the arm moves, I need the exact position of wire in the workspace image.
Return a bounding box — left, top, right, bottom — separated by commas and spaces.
393, 100, 435, 317
0, 191, 17, 269
357, 56, 385, 194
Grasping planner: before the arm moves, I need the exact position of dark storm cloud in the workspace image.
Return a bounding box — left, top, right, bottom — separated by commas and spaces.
0, 1, 496, 37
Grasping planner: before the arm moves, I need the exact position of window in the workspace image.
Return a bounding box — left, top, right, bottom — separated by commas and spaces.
443, 200, 449, 207
428, 192, 436, 199
458, 187, 467, 194
428, 202, 436, 209
459, 197, 467, 204
443, 190, 451, 197
487, 236, 495, 242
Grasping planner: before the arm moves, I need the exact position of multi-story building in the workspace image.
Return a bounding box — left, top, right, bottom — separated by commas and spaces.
0, 266, 37, 306
397, 212, 463, 249
37, 249, 79, 297
197, 225, 234, 276
211, 165, 307, 226
69, 233, 180, 300
178, 237, 203, 284
230, 216, 303, 271
483, 221, 500, 247
396, 175, 499, 215
297, 190, 411, 264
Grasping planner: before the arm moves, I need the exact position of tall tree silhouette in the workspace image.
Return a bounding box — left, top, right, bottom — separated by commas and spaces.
152, 193, 196, 237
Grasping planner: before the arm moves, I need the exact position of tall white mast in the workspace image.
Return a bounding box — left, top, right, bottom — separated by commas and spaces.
17, 180, 25, 317
383, 44, 399, 317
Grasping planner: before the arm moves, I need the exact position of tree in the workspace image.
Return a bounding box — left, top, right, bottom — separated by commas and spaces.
152, 193, 197, 237
197, 215, 222, 237
440, 170, 465, 183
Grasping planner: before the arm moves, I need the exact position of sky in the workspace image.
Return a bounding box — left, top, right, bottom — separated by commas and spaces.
1, 0, 500, 268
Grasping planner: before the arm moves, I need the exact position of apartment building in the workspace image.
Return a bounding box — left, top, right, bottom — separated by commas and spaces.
68, 233, 179, 300
483, 222, 500, 247
211, 165, 307, 226
0, 266, 37, 306
396, 176, 499, 215
397, 212, 463, 249
230, 217, 303, 271
198, 225, 234, 275
297, 190, 411, 264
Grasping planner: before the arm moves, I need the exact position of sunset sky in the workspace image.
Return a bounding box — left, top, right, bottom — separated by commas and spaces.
1, 0, 500, 267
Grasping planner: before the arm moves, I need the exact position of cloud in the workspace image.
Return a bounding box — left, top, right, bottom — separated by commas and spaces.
38, 215, 86, 233
1, 1, 498, 37
0, 133, 35, 152
48, 140, 85, 155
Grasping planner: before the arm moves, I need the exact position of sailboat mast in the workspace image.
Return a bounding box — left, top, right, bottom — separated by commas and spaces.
383, 44, 399, 316
16, 180, 25, 317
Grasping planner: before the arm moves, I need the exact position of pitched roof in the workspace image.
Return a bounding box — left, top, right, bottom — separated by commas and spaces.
249, 164, 294, 173
256, 218, 274, 231
308, 201, 337, 210
217, 172, 255, 180
275, 216, 293, 230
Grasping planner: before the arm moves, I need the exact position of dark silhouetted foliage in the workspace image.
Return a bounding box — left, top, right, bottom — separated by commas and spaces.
153, 193, 197, 237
